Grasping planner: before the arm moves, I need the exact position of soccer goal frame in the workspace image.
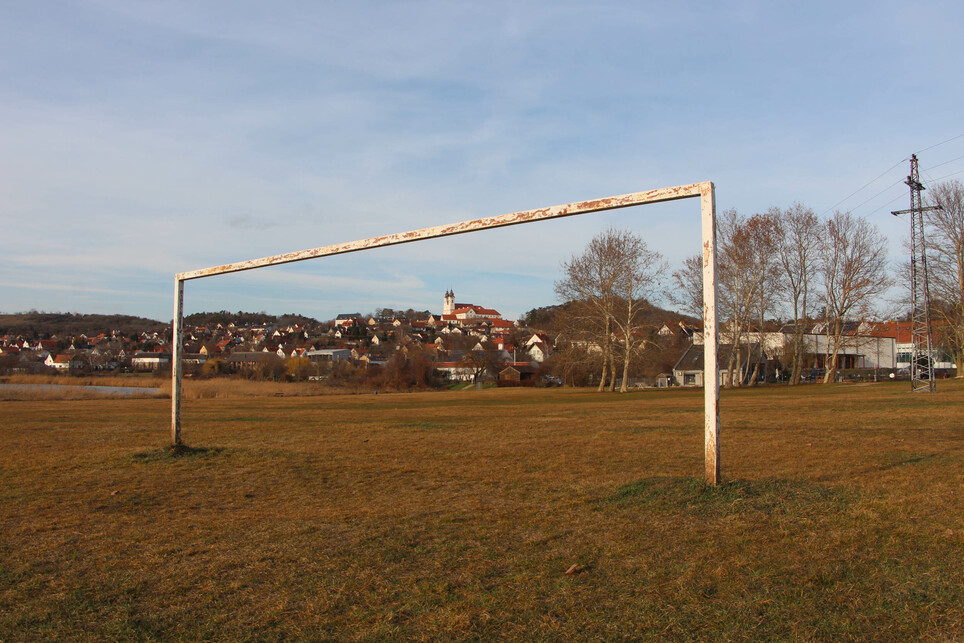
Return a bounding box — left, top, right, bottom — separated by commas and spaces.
171, 182, 721, 484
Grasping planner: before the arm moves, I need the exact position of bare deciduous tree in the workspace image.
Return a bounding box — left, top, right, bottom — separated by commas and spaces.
718, 209, 773, 387
555, 228, 665, 392
773, 203, 820, 384
717, 210, 749, 386
556, 234, 620, 391
554, 298, 614, 390
744, 212, 780, 386
610, 236, 666, 391
668, 254, 704, 319
819, 211, 892, 383
925, 180, 964, 375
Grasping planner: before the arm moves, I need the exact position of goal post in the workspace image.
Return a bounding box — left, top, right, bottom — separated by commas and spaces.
171, 181, 721, 484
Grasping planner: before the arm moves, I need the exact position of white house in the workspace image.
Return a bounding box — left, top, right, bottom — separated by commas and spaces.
131, 352, 171, 371
528, 343, 550, 363
673, 343, 767, 387
870, 320, 955, 370
701, 321, 898, 371
45, 354, 73, 371
433, 361, 476, 382
305, 348, 352, 362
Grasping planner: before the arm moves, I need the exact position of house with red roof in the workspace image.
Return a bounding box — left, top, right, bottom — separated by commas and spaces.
868, 320, 955, 370
45, 354, 73, 371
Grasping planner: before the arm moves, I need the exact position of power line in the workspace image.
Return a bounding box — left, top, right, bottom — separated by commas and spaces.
843, 176, 907, 215
927, 168, 964, 183
923, 154, 964, 172
821, 157, 907, 216
822, 134, 964, 217
866, 192, 908, 217
848, 165, 964, 217
915, 132, 964, 155
917, 154, 964, 196
888, 165, 964, 219
919, 166, 964, 194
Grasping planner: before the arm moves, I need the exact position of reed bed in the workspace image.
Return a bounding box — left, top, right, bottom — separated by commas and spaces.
0, 376, 165, 401
168, 378, 373, 399
3, 373, 162, 388
0, 386, 159, 401
1, 374, 365, 400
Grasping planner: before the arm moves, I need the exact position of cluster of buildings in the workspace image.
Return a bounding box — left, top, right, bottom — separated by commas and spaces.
222, 293, 555, 383
4, 292, 956, 387
0, 292, 556, 384
0, 330, 171, 374
670, 320, 956, 386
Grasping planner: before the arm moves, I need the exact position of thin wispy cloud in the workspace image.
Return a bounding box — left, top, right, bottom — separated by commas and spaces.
0, 280, 168, 300
2, 1, 963, 319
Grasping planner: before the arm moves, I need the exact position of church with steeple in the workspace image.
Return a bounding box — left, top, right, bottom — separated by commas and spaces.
443, 289, 456, 316
436, 290, 507, 327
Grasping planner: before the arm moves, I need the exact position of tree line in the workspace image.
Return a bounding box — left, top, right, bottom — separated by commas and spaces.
183, 311, 322, 328
0, 312, 167, 339
922, 181, 964, 375
670, 205, 891, 385
553, 179, 964, 388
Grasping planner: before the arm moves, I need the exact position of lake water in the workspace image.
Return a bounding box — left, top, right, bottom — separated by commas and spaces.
0, 383, 161, 396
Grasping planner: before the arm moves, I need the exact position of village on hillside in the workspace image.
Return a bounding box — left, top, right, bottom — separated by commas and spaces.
0, 289, 956, 388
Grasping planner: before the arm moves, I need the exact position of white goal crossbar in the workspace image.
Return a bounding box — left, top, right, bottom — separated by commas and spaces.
172, 182, 721, 484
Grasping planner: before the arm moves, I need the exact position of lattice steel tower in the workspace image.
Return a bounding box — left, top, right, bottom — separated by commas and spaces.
892, 154, 939, 392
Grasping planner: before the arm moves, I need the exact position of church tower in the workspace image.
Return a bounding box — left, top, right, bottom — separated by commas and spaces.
443, 290, 455, 315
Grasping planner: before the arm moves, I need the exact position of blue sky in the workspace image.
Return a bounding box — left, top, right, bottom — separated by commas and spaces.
2, 1, 963, 322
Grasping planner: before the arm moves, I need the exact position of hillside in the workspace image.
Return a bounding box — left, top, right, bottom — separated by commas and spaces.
0, 312, 167, 339
183, 311, 321, 328
522, 301, 700, 333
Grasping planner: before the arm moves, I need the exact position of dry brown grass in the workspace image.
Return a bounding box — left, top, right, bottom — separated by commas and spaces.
0, 375, 165, 401
0, 387, 145, 402
1, 375, 349, 401
1, 381, 962, 640
4, 373, 162, 388
165, 377, 350, 400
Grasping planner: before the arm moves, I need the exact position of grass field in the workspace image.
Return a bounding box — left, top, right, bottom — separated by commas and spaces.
2, 381, 963, 641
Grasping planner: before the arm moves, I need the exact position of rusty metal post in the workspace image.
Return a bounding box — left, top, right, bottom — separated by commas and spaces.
171, 277, 184, 445
701, 182, 720, 485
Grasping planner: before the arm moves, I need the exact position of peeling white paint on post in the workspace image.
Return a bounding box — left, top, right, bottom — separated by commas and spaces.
175, 185, 704, 281
170, 182, 721, 483
171, 277, 184, 445
700, 183, 721, 485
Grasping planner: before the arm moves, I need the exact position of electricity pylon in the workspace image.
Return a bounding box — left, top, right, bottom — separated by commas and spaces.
892, 154, 941, 392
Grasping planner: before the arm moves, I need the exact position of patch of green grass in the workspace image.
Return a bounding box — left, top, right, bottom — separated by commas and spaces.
390, 420, 454, 431
876, 450, 943, 468
130, 444, 229, 462
608, 476, 854, 516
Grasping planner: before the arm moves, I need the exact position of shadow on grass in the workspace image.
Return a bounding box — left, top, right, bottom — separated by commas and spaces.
816, 451, 953, 483
130, 444, 229, 462
608, 476, 854, 517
